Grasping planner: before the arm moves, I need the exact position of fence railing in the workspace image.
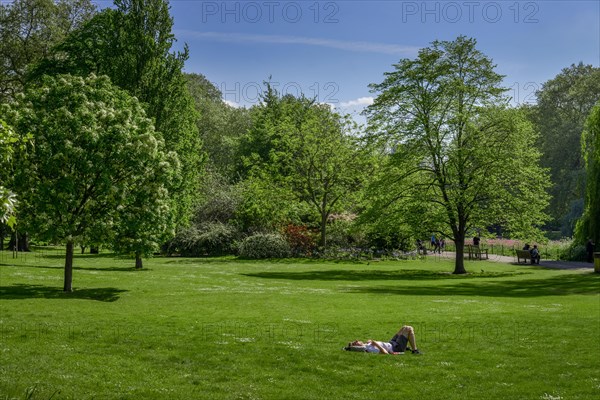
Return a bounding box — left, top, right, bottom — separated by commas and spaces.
440, 242, 580, 261
0, 245, 65, 264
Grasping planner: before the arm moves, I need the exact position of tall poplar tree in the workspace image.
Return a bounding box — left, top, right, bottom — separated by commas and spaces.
0, 0, 96, 100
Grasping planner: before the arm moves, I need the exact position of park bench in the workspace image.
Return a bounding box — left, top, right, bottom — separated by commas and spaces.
515, 249, 532, 264
467, 245, 488, 260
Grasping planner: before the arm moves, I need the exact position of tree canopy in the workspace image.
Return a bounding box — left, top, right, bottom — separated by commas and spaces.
0, 0, 96, 100
185, 72, 251, 181
575, 100, 600, 245
0, 119, 29, 228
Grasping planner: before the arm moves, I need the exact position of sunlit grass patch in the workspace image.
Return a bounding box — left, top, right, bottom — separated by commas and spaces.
0, 252, 598, 399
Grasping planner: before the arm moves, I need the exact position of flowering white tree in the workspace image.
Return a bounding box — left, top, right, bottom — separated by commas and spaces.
3, 74, 177, 290
0, 119, 28, 228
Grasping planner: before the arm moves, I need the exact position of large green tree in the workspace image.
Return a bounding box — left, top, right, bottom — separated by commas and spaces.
532, 63, 600, 234
0, 0, 96, 100
29, 0, 202, 226
234, 86, 309, 231
366, 36, 550, 274
241, 86, 370, 247
575, 101, 600, 245
185, 73, 251, 181
3, 74, 176, 291
279, 104, 370, 248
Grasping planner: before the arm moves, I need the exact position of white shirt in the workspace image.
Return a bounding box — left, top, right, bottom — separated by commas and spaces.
365, 341, 394, 353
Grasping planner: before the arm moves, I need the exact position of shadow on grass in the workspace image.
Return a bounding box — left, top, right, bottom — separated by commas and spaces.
21, 251, 121, 260
1, 263, 150, 272
243, 269, 523, 281
0, 284, 127, 302
341, 273, 600, 298
162, 257, 368, 265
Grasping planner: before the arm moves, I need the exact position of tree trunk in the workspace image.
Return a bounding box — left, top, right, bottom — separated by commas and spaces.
9, 234, 15, 251
80, 246, 86, 254
320, 213, 327, 249
135, 251, 143, 269
453, 235, 467, 274
90, 246, 99, 254
21, 232, 29, 251
8, 232, 30, 251
0, 223, 7, 250
64, 241, 74, 292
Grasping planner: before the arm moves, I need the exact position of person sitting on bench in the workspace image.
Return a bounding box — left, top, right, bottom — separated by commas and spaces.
530, 245, 540, 264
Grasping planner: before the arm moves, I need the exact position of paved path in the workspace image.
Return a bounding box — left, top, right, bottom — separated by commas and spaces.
429, 251, 595, 271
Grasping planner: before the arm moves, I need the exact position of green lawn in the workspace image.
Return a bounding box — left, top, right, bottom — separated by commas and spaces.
1, 250, 599, 399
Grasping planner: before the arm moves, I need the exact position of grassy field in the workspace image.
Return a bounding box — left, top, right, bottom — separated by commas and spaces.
1, 250, 599, 399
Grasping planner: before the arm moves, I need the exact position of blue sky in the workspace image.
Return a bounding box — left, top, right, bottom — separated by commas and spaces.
96, 1, 599, 116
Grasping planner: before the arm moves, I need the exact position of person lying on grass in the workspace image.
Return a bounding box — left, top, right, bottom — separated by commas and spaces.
344, 325, 421, 354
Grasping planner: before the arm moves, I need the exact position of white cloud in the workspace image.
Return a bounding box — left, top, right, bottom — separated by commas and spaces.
177, 30, 418, 56
340, 97, 374, 108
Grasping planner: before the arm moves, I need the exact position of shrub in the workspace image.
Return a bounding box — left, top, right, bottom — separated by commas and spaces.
283, 224, 317, 256
194, 170, 242, 224
362, 228, 414, 252
167, 222, 237, 256
325, 220, 354, 248
238, 233, 291, 259
560, 244, 587, 261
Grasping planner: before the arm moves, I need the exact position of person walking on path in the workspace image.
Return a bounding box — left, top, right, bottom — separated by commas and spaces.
586, 239, 595, 263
